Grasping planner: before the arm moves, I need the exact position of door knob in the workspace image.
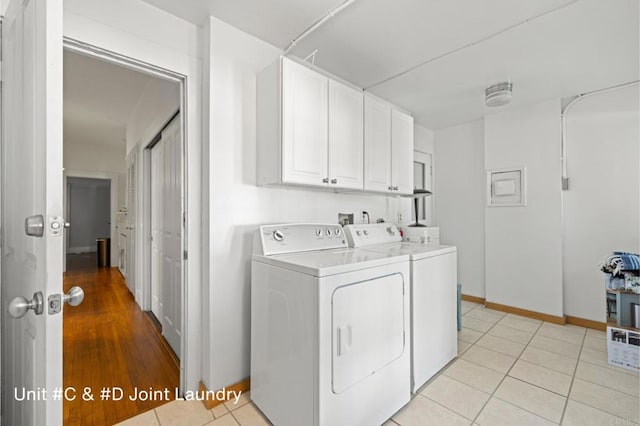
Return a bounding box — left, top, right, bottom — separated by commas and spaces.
8, 292, 44, 318
64, 286, 84, 306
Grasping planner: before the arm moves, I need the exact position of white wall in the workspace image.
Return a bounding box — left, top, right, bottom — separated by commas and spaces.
63, 0, 202, 392
67, 178, 111, 252
415, 124, 434, 154
64, 141, 126, 178
202, 17, 407, 390
484, 100, 564, 317
126, 78, 180, 154
434, 120, 486, 298
63, 141, 125, 263
562, 84, 640, 322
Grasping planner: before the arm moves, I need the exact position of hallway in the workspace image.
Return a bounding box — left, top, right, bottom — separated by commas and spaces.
63, 254, 179, 425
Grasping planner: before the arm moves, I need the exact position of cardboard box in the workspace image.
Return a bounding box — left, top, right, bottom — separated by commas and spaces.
607, 326, 640, 372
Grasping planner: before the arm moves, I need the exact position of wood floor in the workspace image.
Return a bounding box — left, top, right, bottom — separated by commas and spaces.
63, 253, 179, 425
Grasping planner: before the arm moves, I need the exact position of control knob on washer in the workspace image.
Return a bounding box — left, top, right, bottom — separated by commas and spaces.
273, 230, 284, 241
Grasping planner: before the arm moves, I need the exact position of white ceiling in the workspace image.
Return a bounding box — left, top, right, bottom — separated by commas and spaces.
141, 0, 638, 129
64, 50, 165, 147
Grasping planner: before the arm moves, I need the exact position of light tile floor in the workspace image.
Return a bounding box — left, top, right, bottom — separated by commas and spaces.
118, 301, 640, 425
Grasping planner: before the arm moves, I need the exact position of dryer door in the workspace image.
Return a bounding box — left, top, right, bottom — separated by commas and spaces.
332, 273, 405, 394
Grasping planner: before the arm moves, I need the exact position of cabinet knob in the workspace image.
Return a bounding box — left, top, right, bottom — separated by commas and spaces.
388, 186, 393, 191
330, 179, 338, 184
322, 178, 329, 183
394, 186, 399, 191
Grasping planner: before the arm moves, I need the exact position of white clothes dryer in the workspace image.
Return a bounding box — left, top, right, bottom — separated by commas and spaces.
344, 223, 458, 393
251, 223, 411, 426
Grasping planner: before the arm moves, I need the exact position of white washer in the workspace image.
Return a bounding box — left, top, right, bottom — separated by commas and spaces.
344, 223, 458, 393
251, 223, 411, 426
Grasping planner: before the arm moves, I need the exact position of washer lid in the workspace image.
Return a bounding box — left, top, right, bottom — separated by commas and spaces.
359, 243, 456, 260
252, 248, 409, 277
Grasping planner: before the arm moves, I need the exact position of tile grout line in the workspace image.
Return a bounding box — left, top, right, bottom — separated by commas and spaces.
153, 407, 162, 425
569, 365, 640, 398
468, 313, 546, 424
418, 392, 479, 423
558, 329, 587, 425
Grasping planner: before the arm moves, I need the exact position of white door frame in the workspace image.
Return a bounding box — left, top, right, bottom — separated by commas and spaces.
62, 38, 192, 392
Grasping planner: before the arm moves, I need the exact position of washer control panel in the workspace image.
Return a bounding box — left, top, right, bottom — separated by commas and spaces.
256, 223, 347, 256
343, 223, 402, 247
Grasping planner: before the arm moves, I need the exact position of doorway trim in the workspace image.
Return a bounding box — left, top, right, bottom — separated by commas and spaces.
62, 37, 196, 393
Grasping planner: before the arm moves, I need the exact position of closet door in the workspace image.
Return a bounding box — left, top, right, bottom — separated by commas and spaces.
126, 152, 137, 294
157, 115, 182, 357
150, 143, 164, 323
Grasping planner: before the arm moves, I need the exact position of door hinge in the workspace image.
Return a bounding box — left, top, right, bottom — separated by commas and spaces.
183, 250, 188, 260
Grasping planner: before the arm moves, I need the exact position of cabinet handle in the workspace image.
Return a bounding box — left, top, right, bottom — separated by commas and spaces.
322, 178, 329, 183
331, 179, 338, 184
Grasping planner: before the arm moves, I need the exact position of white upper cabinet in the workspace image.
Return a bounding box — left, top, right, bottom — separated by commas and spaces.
258, 57, 364, 190
391, 109, 414, 195
281, 58, 329, 186
257, 57, 411, 194
328, 80, 364, 190
364, 96, 392, 192
364, 95, 414, 195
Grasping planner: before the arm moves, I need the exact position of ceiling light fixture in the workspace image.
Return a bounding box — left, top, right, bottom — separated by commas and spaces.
485, 82, 513, 107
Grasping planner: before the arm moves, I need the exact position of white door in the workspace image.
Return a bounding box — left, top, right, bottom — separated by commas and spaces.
151, 142, 164, 322
391, 109, 414, 195
328, 80, 364, 190
151, 115, 182, 356
1, 0, 64, 424
364, 95, 392, 192
126, 153, 137, 293
281, 58, 328, 186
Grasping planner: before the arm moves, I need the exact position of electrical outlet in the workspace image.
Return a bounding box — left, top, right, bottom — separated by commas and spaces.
338, 213, 353, 226
397, 212, 403, 224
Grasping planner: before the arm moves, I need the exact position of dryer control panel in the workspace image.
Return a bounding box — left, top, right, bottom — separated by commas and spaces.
343, 223, 402, 247
255, 223, 347, 256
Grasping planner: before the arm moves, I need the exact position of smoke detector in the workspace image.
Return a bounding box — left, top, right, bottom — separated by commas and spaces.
485, 82, 513, 107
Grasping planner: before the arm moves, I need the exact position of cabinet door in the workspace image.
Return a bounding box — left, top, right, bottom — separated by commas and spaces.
364, 96, 392, 192
282, 59, 328, 186
391, 109, 414, 195
328, 80, 364, 190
